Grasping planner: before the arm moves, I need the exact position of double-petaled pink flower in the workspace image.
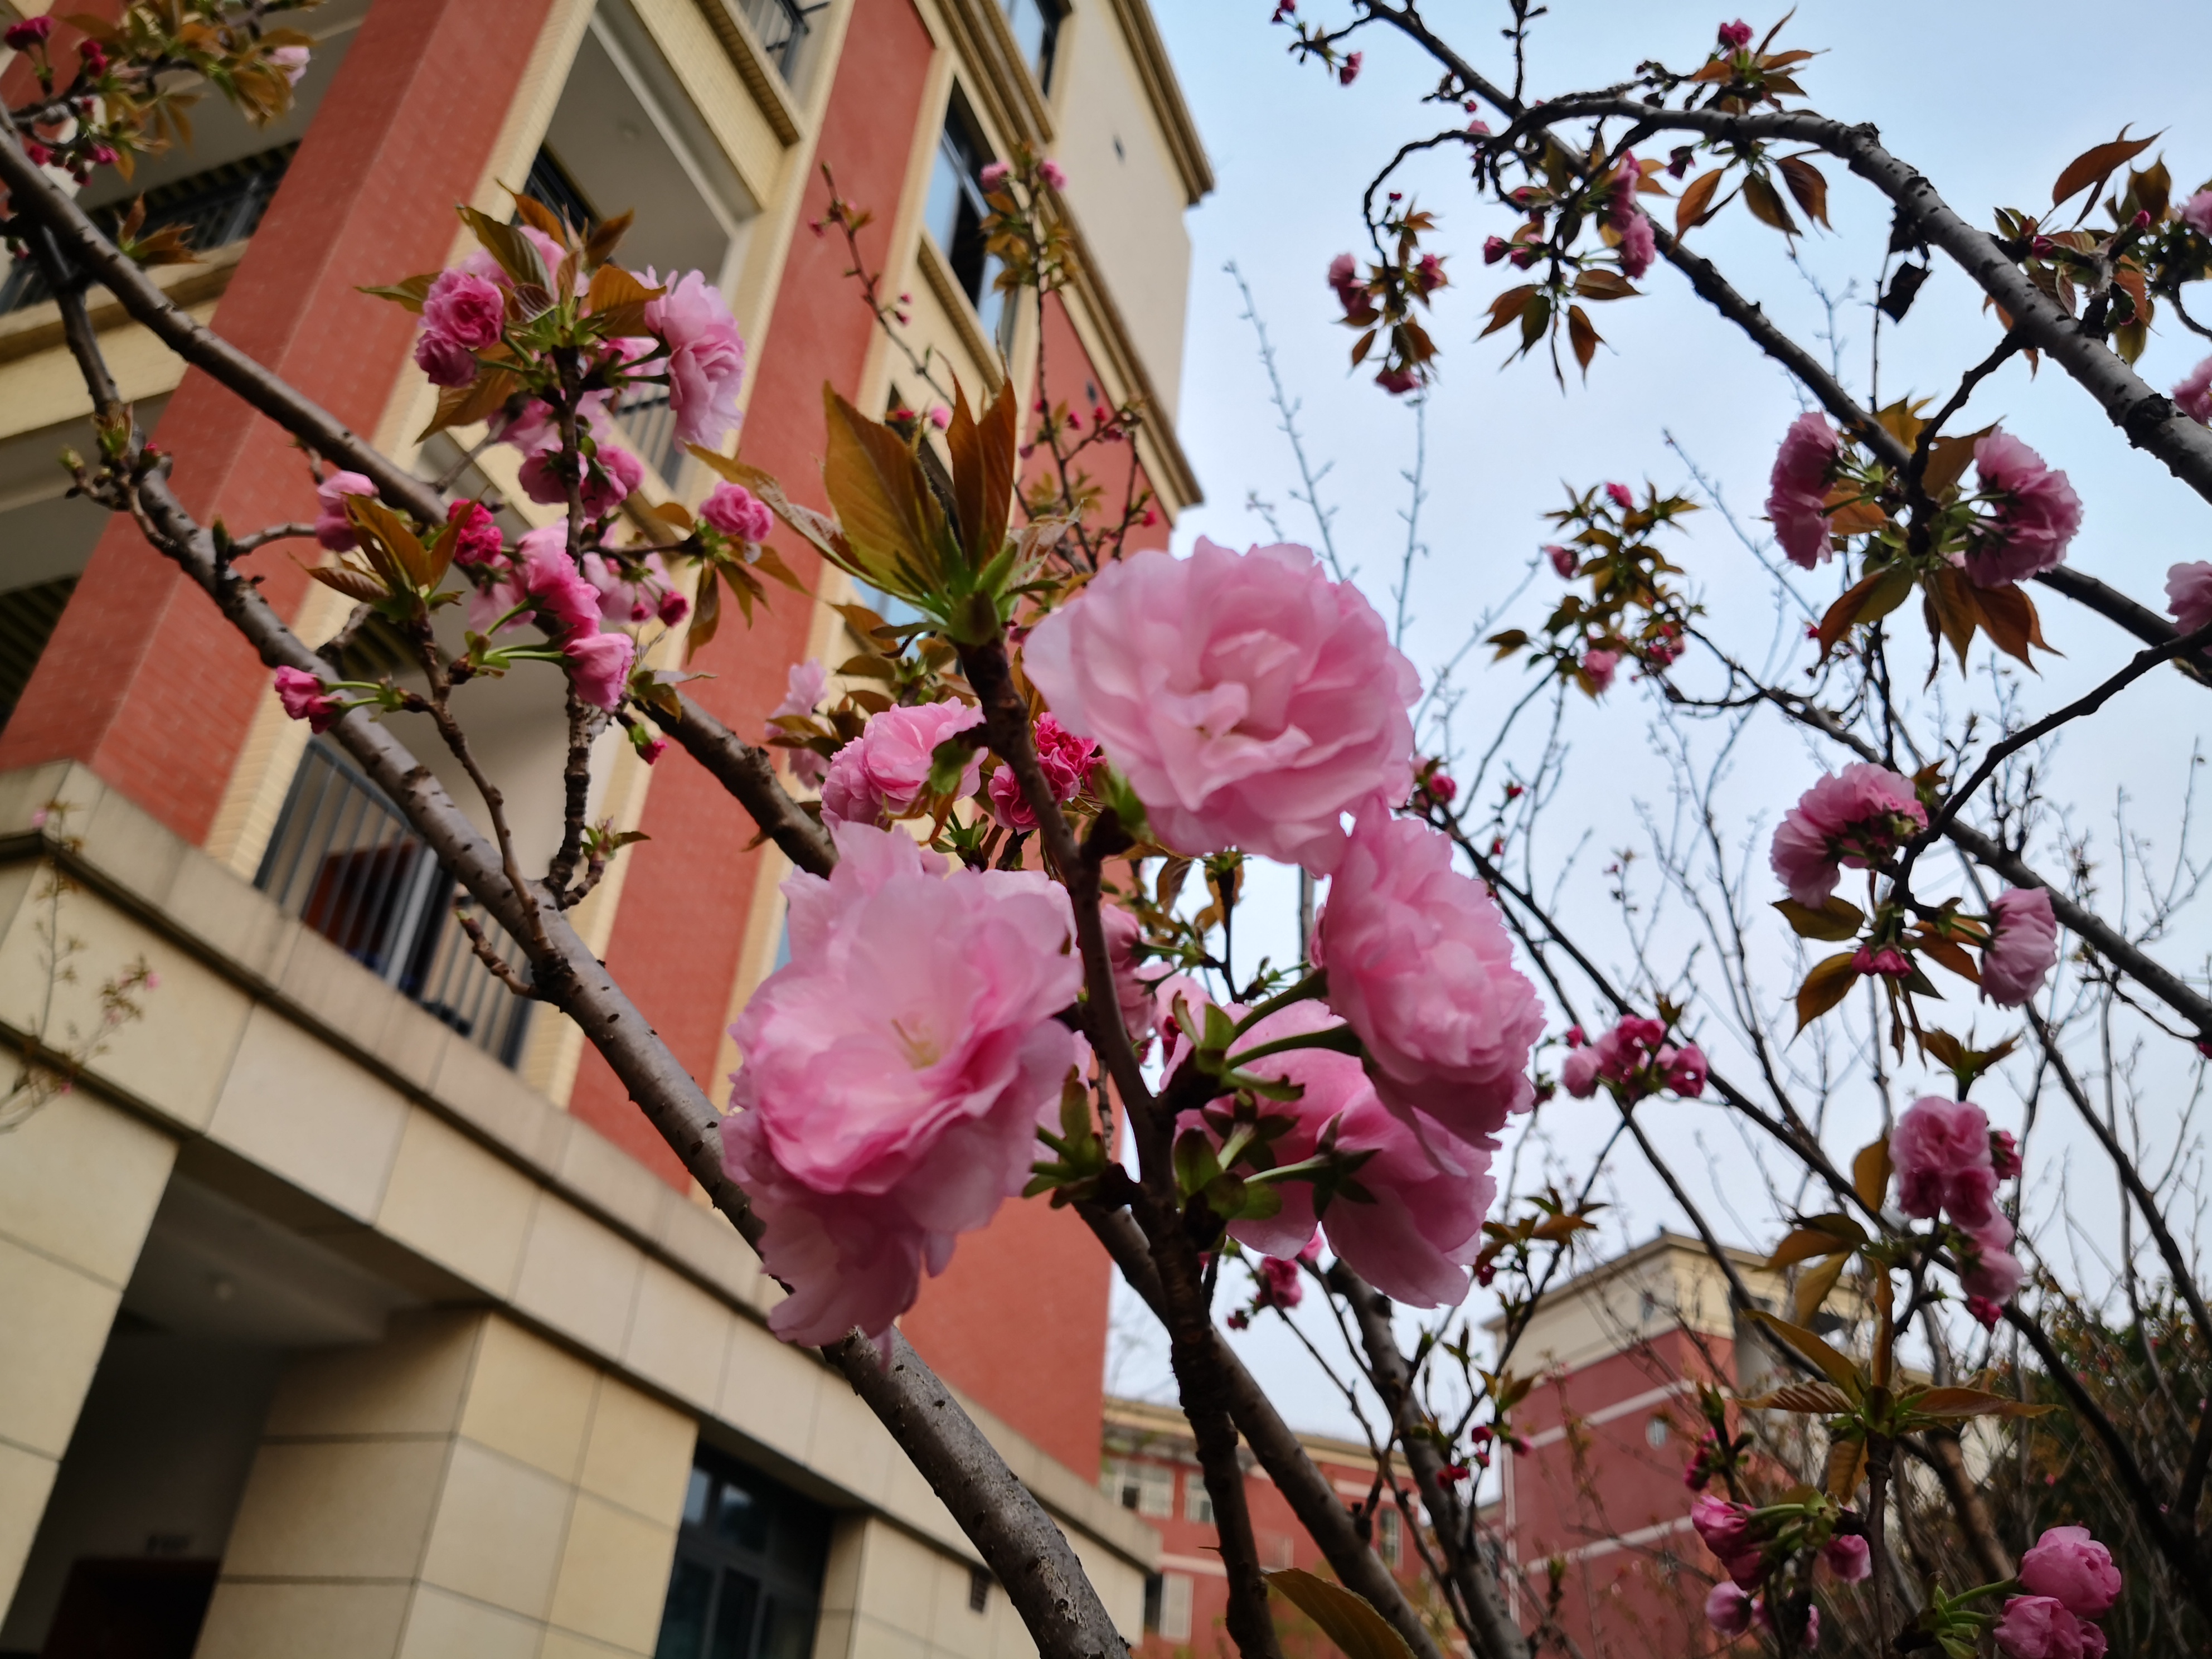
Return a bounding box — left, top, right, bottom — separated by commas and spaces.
1318, 809, 1544, 1148
642, 269, 746, 449
819, 699, 984, 826
562, 630, 635, 710
1967, 430, 2082, 588
1768, 763, 1926, 907
519, 441, 643, 517
1023, 540, 1419, 874
1690, 1495, 1766, 1588
313, 469, 375, 552
1195, 1001, 1496, 1306
768, 659, 830, 788
273, 666, 340, 733
2167, 560, 2212, 635
517, 527, 601, 638
1607, 155, 1655, 279
2019, 1526, 2122, 1619
447, 499, 505, 567
1894, 1096, 2001, 1228
1982, 886, 2059, 1007
720, 824, 1081, 1348
1765, 412, 1843, 570
413, 268, 506, 387
702, 480, 774, 544
2174, 357, 2212, 425
1993, 1596, 2100, 1659
987, 714, 1098, 831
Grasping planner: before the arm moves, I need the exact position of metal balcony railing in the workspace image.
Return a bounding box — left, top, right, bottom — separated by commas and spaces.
733, 0, 827, 81
0, 143, 297, 314
255, 739, 533, 1067
616, 386, 683, 482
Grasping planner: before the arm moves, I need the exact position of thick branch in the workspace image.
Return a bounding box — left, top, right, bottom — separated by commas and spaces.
665, 694, 837, 876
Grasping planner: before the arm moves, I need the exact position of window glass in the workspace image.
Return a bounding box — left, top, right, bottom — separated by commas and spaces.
654, 1448, 830, 1659
923, 93, 1007, 341
1183, 1476, 1214, 1525
1001, 0, 1061, 91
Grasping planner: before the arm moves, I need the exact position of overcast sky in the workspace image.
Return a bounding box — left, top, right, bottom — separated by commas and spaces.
1100, 2, 2212, 1439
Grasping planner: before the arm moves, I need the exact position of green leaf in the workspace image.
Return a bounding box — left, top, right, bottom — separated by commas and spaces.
1264, 1570, 1414, 1659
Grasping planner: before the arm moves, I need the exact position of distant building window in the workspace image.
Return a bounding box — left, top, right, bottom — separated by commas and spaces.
923, 91, 1007, 343
1157, 1571, 1194, 1640
1183, 1475, 1214, 1525
1645, 1417, 1671, 1450
654, 1447, 830, 1659
1377, 1506, 1403, 1568
1100, 1458, 1174, 1518
968, 1565, 992, 1614
1000, 0, 1063, 91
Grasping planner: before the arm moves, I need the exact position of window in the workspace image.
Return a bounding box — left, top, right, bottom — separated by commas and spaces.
654, 1448, 831, 1659
1000, 0, 1063, 92
1153, 1571, 1193, 1641
1183, 1476, 1214, 1525
1100, 1458, 1173, 1519
1377, 1506, 1403, 1569
967, 1565, 991, 1614
924, 93, 1007, 343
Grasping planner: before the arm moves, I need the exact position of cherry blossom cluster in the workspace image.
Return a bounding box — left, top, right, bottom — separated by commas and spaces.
1994, 1527, 2123, 1658
1894, 1096, 2024, 1326
1558, 1015, 1706, 1104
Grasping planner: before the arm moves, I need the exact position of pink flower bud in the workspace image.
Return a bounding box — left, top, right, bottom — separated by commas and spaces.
2019, 1526, 2122, 1619
4, 17, 53, 48
1717, 20, 1753, 51
1821, 1534, 1871, 1583
979, 161, 1011, 192
273, 666, 340, 733
1483, 235, 1509, 264
1705, 1583, 1753, 1638
1338, 51, 1362, 86
1039, 158, 1067, 190
1604, 482, 1635, 510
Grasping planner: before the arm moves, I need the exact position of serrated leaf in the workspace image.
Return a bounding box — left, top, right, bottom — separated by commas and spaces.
1676, 168, 1725, 235
1738, 1381, 1852, 1415
1904, 1386, 2055, 1422
1825, 1435, 1868, 1503
1264, 1570, 1413, 1659
1773, 896, 1866, 942
1742, 172, 1799, 237
583, 209, 634, 271
1793, 952, 1859, 1032
1852, 1137, 1891, 1212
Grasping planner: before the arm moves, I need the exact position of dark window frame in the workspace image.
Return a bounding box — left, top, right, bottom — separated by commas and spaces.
653, 1445, 832, 1659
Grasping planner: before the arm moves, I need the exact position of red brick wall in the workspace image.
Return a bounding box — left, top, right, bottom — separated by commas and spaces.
0, 0, 560, 840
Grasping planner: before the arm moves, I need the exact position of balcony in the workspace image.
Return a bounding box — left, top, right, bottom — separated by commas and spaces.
733, 0, 827, 82
0, 143, 296, 315
255, 739, 533, 1066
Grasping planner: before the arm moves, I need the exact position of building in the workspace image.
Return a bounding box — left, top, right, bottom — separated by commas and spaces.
1486, 1231, 1793, 1659
0, 1, 1207, 1656
1098, 1396, 1437, 1659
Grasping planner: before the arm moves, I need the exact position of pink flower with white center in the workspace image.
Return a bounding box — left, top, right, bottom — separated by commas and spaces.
1318, 809, 1545, 1147
1768, 763, 1927, 907
1704, 1583, 1753, 1638
1583, 648, 1619, 692
1982, 886, 2059, 1007
2167, 560, 2212, 635
720, 823, 1081, 1348
1765, 411, 1843, 570
1039, 158, 1068, 190
2185, 190, 2212, 239
273, 667, 339, 733
2174, 357, 2212, 424
1822, 1533, 1871, 1583
1993, 1596, 2093, 1659
986, 714, 1099, 831
1967, 430, 2083, 588
1200, 1001, 1496, 1306
517, 527, 601, 638
819, 700, 984, 827
641, 269, 746, 449
1023, 539, 1419, 874
562, 630, 634, 710
701, 480, 775, 544
423, 268, 506, 351
447, 499, 504, 567
313, 469, 375, 552
269, 44, 311, 84
2019, 1526, 2122, 1619
1893, 1096, 1998, 1225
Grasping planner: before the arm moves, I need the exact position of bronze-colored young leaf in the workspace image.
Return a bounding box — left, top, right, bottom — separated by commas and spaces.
822, 386, 945, 594
1975, 581, 2054, 667
1572, 269, 1640, 302
1676, 168, 1726, 235
1905, 1386, 2055, 1422
1738, 1380, 1852, 1416
1772, 895, 1866, 942
1919, 934, 1981, 984
458, 205, 552, 292
585, 263, 661, 319
687, 568, 722, 651
418, 367, 519, 441
1764, 1225, 1852, 1270
1851, 1136, 1891, 1212
303, 559, 387, 603
693, 449, 858, 571
1776, 155, 1832, 229
750, 545, 810, 594
1566, 304, 1602, 376
1922, 566, 1978, 676
358, 271, 439, 313
1742, 171, 1800, 236
1920, 430, 1988, 501
1825, 1434, 1868, 1504
946, 377, 1016, 569
345, 495, 434, 591
1794, 1251, 1850, 1326
511, 190, 571, 242
1744, 1309, 1862, 1391
583, 210, 635, 271
2051, 127, 2160, 224
1793, 952, 1859, 1032
1479, 284, 1538, 338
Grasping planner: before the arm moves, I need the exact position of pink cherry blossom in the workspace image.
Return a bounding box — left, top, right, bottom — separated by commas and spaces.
1993, 1595, 2091, 1659
1765, 412, 1843, 570
562, 630, 634, 710
642, 269, 746, 449
1968, 430, 2083, 588
1202, 1001, 1496, 1306
1604, 481, 1636, 510
2185, 190, 2212, 238
1023, 540, 1419, 874
517, 527, 601, 638
582, 550, 677, 625
1704, 1582, 1753, 1637
313, 469, 375, 551
447, 499, 505, 567
1768, 763, 1927, 907
423, 268, 505, 350
1560, 1045, 1602, 1098
2174, 357, 2212, 424
269, 43, 310, 84
1893, 1096, 1997, 1223
980, 161, 1011, 192
1318, 809, 1544, 1147
2166, 560, 2212, 635
413, 329, 478, 387
1821, 1534, 1871, 1583
1718, 20, 1754, 50
702, 479, 775, 544
721, 823, 1080, 1347
1101, 905, 1161, 1050
987, 714, 1098, 831
1546, 544, 1578, 578
820, 700, 984, 827
2020, 1526, 2121, 1619
518, 442, 644, 516
1583, 648, 1619, 692
1852, 945, 1912, 978
1039, 158, 1068, 190
1982, 886, 2059, 1007
767, 659, 831, 787
1252, 1251, 1305, 1311
1991, 1127, 2022, 1181
273, 666, 339, 733
1690, 1495, 1765, 1587
1663, 1044, 1707, 1097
